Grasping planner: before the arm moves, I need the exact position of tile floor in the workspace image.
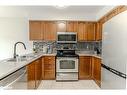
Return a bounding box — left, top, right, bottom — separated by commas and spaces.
38, 80, 100, 89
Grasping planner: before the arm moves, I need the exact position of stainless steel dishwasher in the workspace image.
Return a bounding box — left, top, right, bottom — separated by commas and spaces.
0, 66, 27, 90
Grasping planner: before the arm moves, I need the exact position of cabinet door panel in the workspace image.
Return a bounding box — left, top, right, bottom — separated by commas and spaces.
78, 22, 87, 41
44, 56, 55, 79
93, 57, 101, 87
66, 21, 78, 32
79, 56, 92, 79
87, 23, 96, 41
57, 21, 66, 32
27, 62, 36, 89
96, 22, 102, 41
44, 71, 55, 79
35, 59, 42, 88
29, 21, 42, 40
44, 21, 57, 41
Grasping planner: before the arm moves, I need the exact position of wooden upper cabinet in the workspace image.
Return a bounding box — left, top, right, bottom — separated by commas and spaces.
29, 20, 97, 41
96, 22, 102, 41
66, 21, 78, 32
87, 23, 96, 41
79, 56, 92, 79
44, 21, 57, 41
78, 22, 87, 41
29, 21, 43, 40
57, 21, 66, 32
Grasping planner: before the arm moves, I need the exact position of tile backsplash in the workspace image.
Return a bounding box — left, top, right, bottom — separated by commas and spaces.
33, 41, 102, 54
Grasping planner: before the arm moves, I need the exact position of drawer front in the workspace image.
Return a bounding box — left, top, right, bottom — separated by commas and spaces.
44, 64, 55, 71
44, 57, 55, 65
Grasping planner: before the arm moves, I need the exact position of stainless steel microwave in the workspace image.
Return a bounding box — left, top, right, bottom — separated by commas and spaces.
57, 32, 77, 43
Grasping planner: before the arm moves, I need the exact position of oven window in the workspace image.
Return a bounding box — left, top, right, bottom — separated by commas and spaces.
59, 60, 75, 69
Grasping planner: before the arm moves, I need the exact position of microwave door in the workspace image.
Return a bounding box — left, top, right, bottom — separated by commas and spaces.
57, 34, 77, 43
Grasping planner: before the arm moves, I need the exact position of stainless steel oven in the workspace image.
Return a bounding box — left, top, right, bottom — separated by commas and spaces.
56, 49, 79, 81
56, 57, 78, 72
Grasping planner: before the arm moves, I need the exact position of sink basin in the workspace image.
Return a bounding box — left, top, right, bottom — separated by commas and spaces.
7, 58, 27, 62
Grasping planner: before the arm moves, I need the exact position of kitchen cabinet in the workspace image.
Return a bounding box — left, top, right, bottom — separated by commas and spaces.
29, 21, 97, 41
92, 57, 101, 87
57, 21, 66, 32
56, 21, 78, 32
29, 21, 57, 41
87, 23, 96, 41
35, 58, 42, 88
27, 57, 42, 89
78, 22, 96, 41
77, 22, 87, 41
41, 57, 44, 80
66, 21, 78, 32
44, 56, 55, 80
44, 21, 57, 41
79, 56, 92, 79
29, 21, 43, 40
27, 61, 36, 89
96, 22, 102, 41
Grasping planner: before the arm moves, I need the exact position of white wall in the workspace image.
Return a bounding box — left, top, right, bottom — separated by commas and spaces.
0, 18, 33, 60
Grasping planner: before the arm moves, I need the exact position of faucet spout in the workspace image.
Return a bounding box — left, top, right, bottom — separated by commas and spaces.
14, 42, 26, 58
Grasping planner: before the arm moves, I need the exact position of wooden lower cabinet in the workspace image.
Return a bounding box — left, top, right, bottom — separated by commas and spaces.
27, 61, 36, 89
79, 56, 101, 87
79, 56, 92, 79
43, 56, 55, 80
92, 57, 101, 87
27, 57, 42, 89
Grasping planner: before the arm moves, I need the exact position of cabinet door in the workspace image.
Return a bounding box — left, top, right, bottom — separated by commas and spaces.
79, 56, 92, 79
96, 22, 102, 41
35, 58, 42, 88
44, 21, 57, 41
93, 57, 101, 87
66, 21, 78, 32
27, 62, 36, 89
78, 22, 87, 41
57, 21, 66, 32
44, 56, 55, 80
29, 21, 42, 40
87, 23, 96, 41
41, 57, 44, 80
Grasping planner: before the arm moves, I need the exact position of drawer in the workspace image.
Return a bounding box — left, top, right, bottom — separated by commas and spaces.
44, 64, 55, 70
44, 57, 55, 63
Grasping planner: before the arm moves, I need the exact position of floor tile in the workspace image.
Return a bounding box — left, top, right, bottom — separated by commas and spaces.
38, 80, 100, 89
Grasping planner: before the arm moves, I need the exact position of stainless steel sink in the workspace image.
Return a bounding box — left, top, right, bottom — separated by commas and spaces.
7, 58, 27, 62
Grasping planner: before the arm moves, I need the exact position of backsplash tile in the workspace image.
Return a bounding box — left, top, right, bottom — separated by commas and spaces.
33, 41, 102, 54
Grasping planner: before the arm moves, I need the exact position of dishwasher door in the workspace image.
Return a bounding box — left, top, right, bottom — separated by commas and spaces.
0, 67, 27, 90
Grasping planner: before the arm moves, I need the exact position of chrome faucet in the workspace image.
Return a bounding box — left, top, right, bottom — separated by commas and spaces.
13, 42, 26, 58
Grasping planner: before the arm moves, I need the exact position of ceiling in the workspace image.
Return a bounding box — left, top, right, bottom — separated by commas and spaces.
0, 6, 115, 21
24, 6, 105, 14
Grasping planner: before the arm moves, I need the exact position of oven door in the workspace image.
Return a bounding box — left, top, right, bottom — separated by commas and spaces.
56, 57, 78, 72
